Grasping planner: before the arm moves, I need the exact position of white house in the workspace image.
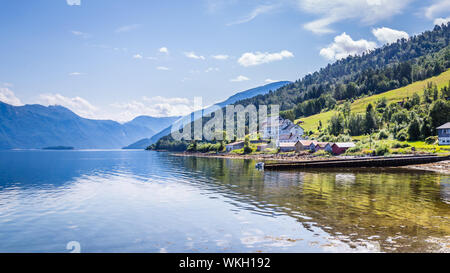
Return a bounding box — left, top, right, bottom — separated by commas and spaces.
437, 122, 450, 145
261, 117, 305, 145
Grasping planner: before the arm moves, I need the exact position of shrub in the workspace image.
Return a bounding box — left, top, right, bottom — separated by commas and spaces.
391, 148, 410, 154
391, 142, 410, 148
336, 134, 352, 142
375, 145, 390, 156
425, 136, 438, 145
314, 150, 331, 157
230, 148, 244, 154
345, 146, 362, 154
243, 136, 252, 154
318, 134, 333, 142
395, 130, 408, 141
378, 130, 389, 140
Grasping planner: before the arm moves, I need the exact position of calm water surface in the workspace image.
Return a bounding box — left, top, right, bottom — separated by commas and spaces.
0, 150, 449, 253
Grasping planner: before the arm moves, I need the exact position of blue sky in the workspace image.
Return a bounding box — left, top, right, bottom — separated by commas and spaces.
0, 0, 449, 122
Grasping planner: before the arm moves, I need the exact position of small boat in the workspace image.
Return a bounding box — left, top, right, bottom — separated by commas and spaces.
255, 162, 265, 169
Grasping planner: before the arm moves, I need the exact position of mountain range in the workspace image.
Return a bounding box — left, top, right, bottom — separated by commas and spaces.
0, 81, 291, 150
0, 101, 179, 149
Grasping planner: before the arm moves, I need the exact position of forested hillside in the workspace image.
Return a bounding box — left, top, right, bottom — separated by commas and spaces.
238, 24, 450, 116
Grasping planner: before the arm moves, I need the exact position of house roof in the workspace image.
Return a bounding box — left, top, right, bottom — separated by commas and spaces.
297, 140, 317, 146
437, 122, 450, 129
279, 142, 296, 148
284, 124, 295, 130
333, 142, 356, 148
262, 117, 297, 129
226, 141, 244, 146
283, 123, 304, 131
315, 142, 331, 148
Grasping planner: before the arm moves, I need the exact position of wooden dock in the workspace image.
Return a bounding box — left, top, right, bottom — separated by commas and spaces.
262, 155, 450, 170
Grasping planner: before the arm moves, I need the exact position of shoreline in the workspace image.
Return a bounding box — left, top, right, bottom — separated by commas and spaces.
171, 151, 450, 175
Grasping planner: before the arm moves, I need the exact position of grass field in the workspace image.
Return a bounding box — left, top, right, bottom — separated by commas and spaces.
296, 69, 450, 132
358, 139, 450, 154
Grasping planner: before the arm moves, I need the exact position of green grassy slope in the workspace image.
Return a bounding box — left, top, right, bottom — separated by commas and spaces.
297, 69, 450, 132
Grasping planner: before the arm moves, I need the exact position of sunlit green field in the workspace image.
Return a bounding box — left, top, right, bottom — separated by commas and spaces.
297, 69, 450, 132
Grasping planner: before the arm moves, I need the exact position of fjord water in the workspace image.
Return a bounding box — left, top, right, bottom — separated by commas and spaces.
0, 150, 449, 253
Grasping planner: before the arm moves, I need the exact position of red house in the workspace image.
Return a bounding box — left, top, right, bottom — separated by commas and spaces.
332, 142, 356, 155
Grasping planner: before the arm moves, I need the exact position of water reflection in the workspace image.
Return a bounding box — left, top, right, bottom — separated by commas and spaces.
0, 150, 448, 253
178, 156, 450, 252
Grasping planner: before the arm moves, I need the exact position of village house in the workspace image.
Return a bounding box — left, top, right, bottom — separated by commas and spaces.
437, 122, 450, 145
314, 142, 332, 153
280, 123, 304, 142
225, 141, 244, 152
295, 140, 317, 153
332, 142, 356, 155
279, 142, 297, 152
279, 133, 304, 143
261, 117, 305, 145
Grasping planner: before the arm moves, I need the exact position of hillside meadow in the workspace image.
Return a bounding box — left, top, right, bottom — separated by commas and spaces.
297, 69, 450, 132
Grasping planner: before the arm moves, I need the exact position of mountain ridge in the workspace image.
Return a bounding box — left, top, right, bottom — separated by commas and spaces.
0, 101, 179, 149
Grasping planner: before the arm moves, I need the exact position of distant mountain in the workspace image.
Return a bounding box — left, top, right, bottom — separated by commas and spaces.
215, 81, 291, 108
122, 115, 180, 139
141, 81, 292, 147
0, 101, 179, 149
121, 116, 181, 149
122, 138, 153, 149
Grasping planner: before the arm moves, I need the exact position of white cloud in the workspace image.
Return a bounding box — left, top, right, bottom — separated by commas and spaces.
434, 17, 450, 25
111, 96, 194, 119
0, 88, 23, 106
425, 0, 450, 20
69, 72, 85, 76
184, 52, 206, 60
66, 0, 81, 6
115, 24, 141, 33
32, 92, 193, 121
133, 54, 143, 59
320, 32, 376, 60
264, 79, 277, 84
71, 30, 89, 38
205, 67, 219, 73
238, 50, 294, 67
156, 66, 170, 71
230, 75, 250, 82
212, 54, 229, 60
372, 27, 409, 44
38, 93, 99, 119
299, 0, 412, 34
1, 87, 192, 121
227, 5, 276, 26
159, 47, 169, 54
